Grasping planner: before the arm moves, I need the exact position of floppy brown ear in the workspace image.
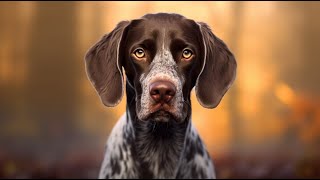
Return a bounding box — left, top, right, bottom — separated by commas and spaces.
84, 21, 130, 107
195, 22, 237, 108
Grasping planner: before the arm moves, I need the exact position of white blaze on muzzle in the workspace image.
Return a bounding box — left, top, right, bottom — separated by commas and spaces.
138, 48, 185, 121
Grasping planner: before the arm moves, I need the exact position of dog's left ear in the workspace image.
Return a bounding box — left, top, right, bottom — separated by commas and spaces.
84, 21, 130, 107
195, 22, 237, 108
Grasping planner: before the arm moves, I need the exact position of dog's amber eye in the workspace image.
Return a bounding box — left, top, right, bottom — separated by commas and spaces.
133, 48, 145, 59
182, 48, 193, 60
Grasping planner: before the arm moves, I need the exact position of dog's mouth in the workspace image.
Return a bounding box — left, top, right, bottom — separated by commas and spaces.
138, 103, 182, 123
150, 102, 170, 112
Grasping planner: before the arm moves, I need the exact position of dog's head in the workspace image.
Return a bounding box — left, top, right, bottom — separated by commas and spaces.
85, 13, 237, 123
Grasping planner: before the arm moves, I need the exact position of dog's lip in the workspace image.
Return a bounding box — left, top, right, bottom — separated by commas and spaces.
150, 103, 170, 114
147, 104, 180, 121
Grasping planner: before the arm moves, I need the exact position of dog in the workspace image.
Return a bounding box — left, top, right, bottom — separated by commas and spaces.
84, 13, 237, 179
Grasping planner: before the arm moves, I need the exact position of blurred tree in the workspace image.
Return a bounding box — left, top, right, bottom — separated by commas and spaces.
228, 1, 245, 154
24, 2, 81, 155
279, 2, 320, 155
0, 2, 33, 149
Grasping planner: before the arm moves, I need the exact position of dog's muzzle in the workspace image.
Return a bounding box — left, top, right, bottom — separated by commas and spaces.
148, 80, 178, 122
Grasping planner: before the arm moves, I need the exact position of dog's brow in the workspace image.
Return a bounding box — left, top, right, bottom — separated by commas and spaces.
151, 30, 159, 39
162, 28, 166, 51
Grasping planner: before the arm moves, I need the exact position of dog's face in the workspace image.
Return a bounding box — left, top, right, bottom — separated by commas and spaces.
122, 14, 204, 122
85, 13, 237, 123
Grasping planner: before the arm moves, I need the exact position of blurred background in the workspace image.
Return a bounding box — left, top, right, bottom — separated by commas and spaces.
1, 1, 320, 178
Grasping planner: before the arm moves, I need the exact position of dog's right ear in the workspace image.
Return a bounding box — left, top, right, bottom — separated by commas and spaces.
84, 21, 130, 107
195, 22, 237, 109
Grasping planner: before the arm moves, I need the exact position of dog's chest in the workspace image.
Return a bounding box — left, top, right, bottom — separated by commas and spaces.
98, 114, 137, 178
98, 113, 216, 179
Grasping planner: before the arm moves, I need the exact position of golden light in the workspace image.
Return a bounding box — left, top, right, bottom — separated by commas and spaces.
275, 82, 296, 106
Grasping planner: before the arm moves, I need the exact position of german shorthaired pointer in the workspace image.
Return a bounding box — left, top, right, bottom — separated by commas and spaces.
85, 13, 237, 179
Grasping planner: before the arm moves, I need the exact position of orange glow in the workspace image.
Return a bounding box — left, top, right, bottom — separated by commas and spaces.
275, 82, 296, 106
1, 2, 320, 178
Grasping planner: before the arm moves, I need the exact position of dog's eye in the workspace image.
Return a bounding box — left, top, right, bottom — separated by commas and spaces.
182, 48, 193, 60
133, 48, 145, 59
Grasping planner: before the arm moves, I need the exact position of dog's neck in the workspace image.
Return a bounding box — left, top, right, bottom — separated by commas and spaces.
125, 83, 191, 178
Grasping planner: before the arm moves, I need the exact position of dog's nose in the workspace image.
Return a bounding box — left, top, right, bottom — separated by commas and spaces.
150, 80, 176, 103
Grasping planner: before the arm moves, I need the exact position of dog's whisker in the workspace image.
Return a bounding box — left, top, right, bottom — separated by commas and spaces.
182, 100, 192, 109
152, 121, 156, 132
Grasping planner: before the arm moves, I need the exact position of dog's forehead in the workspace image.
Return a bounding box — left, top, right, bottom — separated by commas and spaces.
127, 16, 197, 46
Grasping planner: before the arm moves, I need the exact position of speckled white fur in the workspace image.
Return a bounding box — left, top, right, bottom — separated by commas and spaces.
98, 113, 136, 179
138, 48, 184, 121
